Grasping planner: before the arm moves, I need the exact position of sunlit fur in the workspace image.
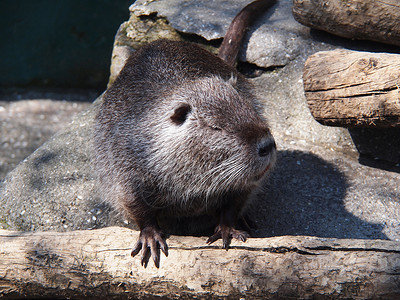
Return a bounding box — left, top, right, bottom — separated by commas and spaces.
93, 39, 276, 230
144, 76, 276, 213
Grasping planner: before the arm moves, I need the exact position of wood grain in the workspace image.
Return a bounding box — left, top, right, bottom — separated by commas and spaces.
1, 227, 399, 298
293, 0, 400, 47
303, 49, 400, 127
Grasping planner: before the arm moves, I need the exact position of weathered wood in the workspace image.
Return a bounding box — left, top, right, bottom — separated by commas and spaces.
303, 49, 400, 127
0, 227, 399, 299
292, 0, 400, 47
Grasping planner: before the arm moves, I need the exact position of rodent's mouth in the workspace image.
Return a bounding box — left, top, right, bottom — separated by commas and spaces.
252, 164, 271, 182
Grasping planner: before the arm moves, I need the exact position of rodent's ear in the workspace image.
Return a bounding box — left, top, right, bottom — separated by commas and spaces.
170, 104, 191, 125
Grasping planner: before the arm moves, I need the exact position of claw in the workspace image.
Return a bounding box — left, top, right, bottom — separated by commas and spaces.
207, 231, 221, 245
223, 238, 231, 250
207, 224, 250, 249
149, 237, 160, 268
158, 237, 169, 257
131, 240, 142, 257
231, 229, 250, 242
141, 245, 151, 268
131, 226, 168, 268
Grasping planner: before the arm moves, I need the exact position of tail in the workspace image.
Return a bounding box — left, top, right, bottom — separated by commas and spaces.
218, 0, 277, 67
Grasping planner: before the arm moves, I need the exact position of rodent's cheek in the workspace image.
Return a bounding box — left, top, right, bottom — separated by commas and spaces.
263, 147, 277, 170
199, 132, 236, 150
253, 147, 276, 179
252, 161, 274, 183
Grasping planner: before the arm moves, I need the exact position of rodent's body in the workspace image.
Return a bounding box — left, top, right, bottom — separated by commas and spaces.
96, 40, 272, 214
94, 1, 277, 268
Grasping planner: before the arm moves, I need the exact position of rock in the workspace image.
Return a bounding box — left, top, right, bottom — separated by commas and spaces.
129, 0, 245, 41
109, 0, 316, 83
238, 0, 312, 68
1, 0, 399, 244
111, 0, 311, 78
127, 0, 309, 68
0, 98, 125, 231
250, 58, 400, 241
0, 97, 91, 180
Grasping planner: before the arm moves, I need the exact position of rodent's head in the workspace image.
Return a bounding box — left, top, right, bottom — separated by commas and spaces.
146, 75, 276, 202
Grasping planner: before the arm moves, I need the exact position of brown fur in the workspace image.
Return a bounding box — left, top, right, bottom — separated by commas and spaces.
94, 3, 276, 268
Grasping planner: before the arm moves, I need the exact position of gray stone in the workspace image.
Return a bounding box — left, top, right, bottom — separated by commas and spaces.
124, 0, 314, 68
239, 0, 313, 67
0, 99, 125, 231
0, 0, 399, 243
0, 98, 91, 180
250, 58, 400, 241
129, 0, 244, 41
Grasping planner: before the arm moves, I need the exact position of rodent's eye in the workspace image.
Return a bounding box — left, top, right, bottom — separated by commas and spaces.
170, 104, 191, 125
210, 125, 222, 131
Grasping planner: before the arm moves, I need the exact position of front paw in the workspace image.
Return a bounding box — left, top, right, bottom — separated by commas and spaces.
131, 226, 168, 268
206, 224, 250, 249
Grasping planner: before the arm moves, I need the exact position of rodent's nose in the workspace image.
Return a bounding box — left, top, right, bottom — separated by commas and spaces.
258, 138, 276, 157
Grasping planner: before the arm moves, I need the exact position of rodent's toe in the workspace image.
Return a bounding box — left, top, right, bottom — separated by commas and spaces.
141, 245, 152, 268
131, 226, 168, 268
207, 224, 249, 249
207, 231, 222, 245
231, 229, 250, 243
131, 240, 143, 257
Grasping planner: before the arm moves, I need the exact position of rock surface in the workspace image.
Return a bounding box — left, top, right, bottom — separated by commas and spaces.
127, 0, 310, 68
0, 91, 93, 180
0, 96, 124, 232
0, 0, 399, 245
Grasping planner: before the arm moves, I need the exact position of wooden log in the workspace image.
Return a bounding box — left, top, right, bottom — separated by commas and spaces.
1, 227, 400, 299
292, 0, 400, 47
303, 49, 400, 127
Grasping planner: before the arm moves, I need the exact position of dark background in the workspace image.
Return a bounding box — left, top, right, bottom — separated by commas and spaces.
0, 0, 134, 90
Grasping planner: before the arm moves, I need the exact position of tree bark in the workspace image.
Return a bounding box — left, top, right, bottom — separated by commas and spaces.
303, 49, 400, 127
292, 0, 400, 47
1, 227, 399, 299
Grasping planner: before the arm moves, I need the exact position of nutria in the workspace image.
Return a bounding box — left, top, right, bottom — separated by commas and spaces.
94, 0, 277, 268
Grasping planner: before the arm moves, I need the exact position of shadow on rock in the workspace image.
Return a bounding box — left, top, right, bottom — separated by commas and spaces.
309, 28, 400, 54
349, 128, 400, 174
253, 150, 388, 240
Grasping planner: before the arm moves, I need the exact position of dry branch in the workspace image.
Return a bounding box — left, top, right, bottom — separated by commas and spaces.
1, 227, 400, 299
303, 49, 400, 127
292, 0, 400, 47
